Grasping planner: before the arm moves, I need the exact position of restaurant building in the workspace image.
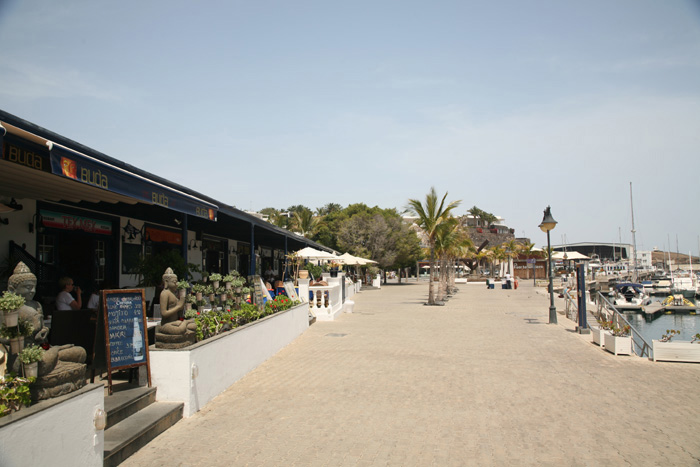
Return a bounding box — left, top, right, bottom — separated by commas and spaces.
0, 109, 330, 308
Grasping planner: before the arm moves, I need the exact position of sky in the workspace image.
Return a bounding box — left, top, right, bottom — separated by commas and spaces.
1, 0, 699, 255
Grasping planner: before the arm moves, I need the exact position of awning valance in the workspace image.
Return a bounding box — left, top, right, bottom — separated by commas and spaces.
48, 143, 218, 221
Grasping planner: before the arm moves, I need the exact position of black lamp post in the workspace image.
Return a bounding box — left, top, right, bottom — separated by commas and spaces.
539, 206, 558, 324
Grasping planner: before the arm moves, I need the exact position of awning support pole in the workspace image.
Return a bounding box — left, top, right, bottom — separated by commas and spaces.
249, 224, 256, 277
181, 214, 188, 280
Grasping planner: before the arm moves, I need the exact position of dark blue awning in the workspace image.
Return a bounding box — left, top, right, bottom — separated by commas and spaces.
49, 143, 218, 220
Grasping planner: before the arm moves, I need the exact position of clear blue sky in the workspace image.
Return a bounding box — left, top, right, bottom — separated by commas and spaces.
1, 1, 699, 254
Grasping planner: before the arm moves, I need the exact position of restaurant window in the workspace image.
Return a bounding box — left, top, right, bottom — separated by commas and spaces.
38, 234, 55, 265
95, 239, 106, 283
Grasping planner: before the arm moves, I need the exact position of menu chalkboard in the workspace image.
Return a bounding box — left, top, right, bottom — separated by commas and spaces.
248, 275, 264, 309
100, 289, 151, 394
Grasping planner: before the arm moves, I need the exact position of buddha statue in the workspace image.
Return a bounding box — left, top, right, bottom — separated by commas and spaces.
6, 262, 86, 378
155, 268, 195, 348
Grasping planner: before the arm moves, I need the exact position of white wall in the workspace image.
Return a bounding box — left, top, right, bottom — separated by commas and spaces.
150, 303, 309, 417
0, 384, 104, 466
0, 198, 37, 288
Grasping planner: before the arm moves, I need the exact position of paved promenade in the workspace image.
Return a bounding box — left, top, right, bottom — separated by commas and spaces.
123, 281, 700, 466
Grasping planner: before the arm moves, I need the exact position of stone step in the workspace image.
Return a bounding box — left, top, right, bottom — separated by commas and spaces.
103, 401, 183, 467
104, 385, 157, 429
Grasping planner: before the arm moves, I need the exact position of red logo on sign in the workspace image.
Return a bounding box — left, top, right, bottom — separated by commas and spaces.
61, 156, 77, 179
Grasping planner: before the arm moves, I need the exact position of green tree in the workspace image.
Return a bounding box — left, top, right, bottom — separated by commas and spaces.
291, 208, 318, 237
316, 203, 343, 216
406, 187, 461, 305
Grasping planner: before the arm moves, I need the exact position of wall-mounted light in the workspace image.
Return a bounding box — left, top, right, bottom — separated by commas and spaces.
29, 213, 44, 234
93, 408, 107, 431
188, 239, 200, 250
0, 198, 23, 213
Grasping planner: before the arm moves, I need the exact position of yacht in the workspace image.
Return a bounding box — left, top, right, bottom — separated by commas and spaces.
609, 282, 652, 311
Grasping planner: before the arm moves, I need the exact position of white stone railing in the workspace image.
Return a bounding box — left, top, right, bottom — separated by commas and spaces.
309, 283, 342, 320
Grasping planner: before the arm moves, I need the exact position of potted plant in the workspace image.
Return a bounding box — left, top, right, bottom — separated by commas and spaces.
204, 284, 215, 304
0, 318, 34, 354
191, 283, 206, 301
592, 318, 612, 347
209, 273, 222, 289
329, 261, 341, 278
223, 273, 236, 290
231, 277, 245, 294
0, 373, 34, 417
0, 291, 25, 327
184, 294, 196, 311
176, 280, 190, 299
604, 324, 632, 356
18, 344, 44, 378
652, 329, 700, 363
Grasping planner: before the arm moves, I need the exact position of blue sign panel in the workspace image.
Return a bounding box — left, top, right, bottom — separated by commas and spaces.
49, 144, 218, 220
103, 291, 147, 368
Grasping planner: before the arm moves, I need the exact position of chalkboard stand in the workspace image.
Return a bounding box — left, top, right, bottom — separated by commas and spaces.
98, 289, 152, 395
248, 275, 264, 310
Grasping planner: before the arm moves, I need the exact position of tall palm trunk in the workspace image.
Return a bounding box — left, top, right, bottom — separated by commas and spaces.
428, 246, 436, 305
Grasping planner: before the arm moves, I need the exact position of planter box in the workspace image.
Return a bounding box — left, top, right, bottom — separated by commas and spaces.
591, 328, 608, 347
0, 384, 103, 466
150, 303, 309, 417
652, 340, 700, 363
604, 333, 632, 356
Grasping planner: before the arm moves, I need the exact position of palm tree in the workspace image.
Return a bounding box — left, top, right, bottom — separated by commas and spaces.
291, 209, 318, 237
407, 187, 461, 305
503, 239, 522, 275
489, 245, 506, 277
434, 217, 460, 301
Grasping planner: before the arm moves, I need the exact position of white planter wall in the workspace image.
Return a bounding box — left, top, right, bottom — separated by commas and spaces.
653, 340, 700, 363
0, 383, 104, 466
150, 303, 309, 417
604, 333, 632, 356
591, 328, 607, 347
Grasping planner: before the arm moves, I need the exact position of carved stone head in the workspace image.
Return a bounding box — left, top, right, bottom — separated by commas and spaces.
8, 261, 37, 301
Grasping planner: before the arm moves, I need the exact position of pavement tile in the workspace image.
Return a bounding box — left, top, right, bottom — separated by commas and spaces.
121, 281, 700, 466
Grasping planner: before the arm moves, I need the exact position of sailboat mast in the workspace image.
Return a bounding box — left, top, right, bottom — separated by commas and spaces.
630, 182, 638, 282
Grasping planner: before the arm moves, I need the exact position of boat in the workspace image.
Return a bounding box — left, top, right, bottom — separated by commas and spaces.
662, 294, 695, 308
609, 282, 652, 310
671, 274, 697, 299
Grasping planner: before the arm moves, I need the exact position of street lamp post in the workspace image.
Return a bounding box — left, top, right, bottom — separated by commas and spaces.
539, 206, 558, 324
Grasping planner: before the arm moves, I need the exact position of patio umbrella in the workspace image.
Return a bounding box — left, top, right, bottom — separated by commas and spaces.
552, 251, 590, 260
338, 252, 366, 265
294, 246, 338, 260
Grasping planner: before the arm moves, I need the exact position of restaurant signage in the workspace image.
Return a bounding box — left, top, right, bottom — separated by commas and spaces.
49, 143, 218, 221
1, 134, 51, 173
145, 226, 182, 245
97, 289, 151, 395
40, 209, 113, 235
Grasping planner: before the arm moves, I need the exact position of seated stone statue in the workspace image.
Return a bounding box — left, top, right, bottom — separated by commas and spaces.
155, 268, 195, 349
6, 262, 87, 372
5, 262, 86, 400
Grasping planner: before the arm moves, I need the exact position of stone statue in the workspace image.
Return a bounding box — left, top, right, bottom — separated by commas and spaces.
155, 268, 195, 349
6, 262, 86, 400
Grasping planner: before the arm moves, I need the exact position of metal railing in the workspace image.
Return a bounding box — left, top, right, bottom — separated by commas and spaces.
594, 291, 652, 358
563, 290, 578, 323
